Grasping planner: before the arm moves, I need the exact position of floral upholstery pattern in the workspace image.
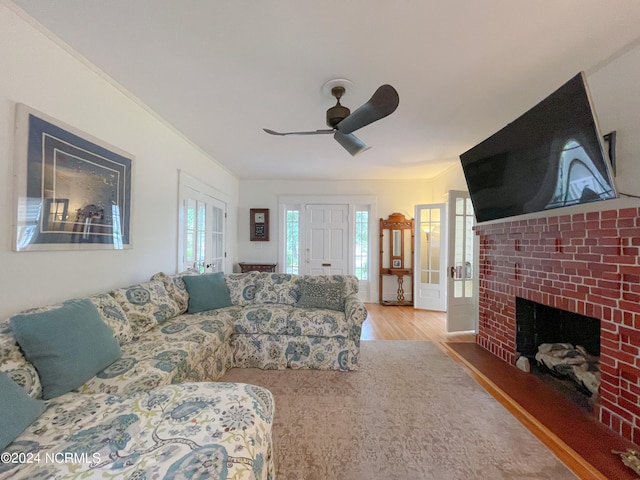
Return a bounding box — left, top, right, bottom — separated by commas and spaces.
151, 269, 199, 314
110, 279, 181, 337
254, 274, 300, 305
0, 271, 366, 479
225, 271, 261, 306
87, 293, 134, 344
76, 308, 240, 395
235, 305, 352, 338
0, 319, 42, 399
0, 382, 274, 480
231, 334, 360, 371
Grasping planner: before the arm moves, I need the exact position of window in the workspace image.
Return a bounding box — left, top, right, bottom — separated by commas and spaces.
284, 208, 300, 274
354, 208, 369, 281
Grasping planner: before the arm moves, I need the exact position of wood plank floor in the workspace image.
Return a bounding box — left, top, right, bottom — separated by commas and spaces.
361, 302, 475, 343
362, 304, 637, 480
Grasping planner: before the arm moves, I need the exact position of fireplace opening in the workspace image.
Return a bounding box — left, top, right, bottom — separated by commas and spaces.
516, 297, 601, 412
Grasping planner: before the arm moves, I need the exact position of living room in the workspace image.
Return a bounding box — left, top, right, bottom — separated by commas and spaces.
2, 1, 640, 478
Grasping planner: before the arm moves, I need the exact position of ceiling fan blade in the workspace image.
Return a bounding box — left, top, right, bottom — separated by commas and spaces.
263, 128, 334, 136
336, 84, 399, 134
334, 131, 371, 156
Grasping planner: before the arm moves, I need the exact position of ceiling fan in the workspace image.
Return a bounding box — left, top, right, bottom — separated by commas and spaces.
263, 83, 399, 156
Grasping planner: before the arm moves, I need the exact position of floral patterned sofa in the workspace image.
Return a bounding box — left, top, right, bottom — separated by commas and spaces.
0, 271, 366, 479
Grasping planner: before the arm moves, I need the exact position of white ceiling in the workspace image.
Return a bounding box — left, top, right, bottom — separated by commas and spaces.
10, 0, 640, 181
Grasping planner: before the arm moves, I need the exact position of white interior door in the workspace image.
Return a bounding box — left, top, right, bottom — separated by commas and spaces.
305, 204, 349, 275
446, 191, 476, 332
178, 177, 226, 273
414, 203, 446, 311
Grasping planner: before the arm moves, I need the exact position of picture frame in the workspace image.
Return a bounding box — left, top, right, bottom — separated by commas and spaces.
13, 104, 133, 251
250, 208, 269, 241
392, 259, 402, 268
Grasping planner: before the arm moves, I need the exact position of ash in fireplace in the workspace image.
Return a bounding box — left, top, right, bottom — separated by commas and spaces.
534, 343, 601, 397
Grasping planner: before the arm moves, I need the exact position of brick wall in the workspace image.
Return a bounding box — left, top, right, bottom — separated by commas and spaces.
475, 206, 640, 444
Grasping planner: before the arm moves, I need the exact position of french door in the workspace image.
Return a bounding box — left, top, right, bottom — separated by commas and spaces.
445, 190, 476, 332
414, 203, 446, 311
178, 174, 226, 273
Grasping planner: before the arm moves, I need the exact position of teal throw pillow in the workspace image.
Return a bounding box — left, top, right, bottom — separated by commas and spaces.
183, 272, 232, 313
296, 281, 345, 311
10, 299, 121, 399
0, 371, 45, 450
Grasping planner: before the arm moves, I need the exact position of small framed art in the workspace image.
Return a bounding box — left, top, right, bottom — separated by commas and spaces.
250, 208, 269, 241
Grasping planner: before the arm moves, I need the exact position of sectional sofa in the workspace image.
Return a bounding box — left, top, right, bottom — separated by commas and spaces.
0, 270, 367, 479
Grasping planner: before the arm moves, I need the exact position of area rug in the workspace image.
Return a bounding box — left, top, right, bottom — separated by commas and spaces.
220, 340, 578, 480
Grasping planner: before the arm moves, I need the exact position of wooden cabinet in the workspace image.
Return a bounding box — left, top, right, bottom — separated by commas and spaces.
379, 213, 414, 306
238, 262, 277, 273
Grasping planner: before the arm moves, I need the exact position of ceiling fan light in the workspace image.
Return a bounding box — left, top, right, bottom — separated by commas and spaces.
334, 131, 371, 156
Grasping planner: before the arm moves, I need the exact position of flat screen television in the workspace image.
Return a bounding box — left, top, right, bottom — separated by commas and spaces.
459, 72, 617, 223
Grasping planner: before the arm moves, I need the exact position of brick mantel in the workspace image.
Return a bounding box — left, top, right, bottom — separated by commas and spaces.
475, 206, 640, 443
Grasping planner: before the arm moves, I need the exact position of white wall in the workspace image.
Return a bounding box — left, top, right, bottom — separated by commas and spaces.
238, 174, 470, 302
0, 4, 239, 319
588, 42, 640, 198
238, 178, 439, 264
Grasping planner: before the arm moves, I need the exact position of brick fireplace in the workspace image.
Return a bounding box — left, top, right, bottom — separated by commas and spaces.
474, 206, 640, 444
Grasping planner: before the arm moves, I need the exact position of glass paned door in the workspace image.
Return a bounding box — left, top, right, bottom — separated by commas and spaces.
179, 179, 226, 273
414, 203, 446, 311
446, 191, 476, 332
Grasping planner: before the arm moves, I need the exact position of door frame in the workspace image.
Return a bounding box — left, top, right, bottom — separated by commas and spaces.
178, 171, 230, 273
278, 194, 377, 302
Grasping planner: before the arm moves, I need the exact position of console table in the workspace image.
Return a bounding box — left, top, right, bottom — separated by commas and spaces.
238, 262, 277, 273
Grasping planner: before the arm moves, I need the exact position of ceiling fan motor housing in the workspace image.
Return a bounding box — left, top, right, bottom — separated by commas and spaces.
326, 104, 350, 128
326, 86, 350, 128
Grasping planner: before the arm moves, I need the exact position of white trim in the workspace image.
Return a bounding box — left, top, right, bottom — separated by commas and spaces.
278, 194, 377, 302
178, 170, 229, 272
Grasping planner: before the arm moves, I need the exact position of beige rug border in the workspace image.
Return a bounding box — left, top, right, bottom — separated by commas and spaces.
438, 342, 606, 480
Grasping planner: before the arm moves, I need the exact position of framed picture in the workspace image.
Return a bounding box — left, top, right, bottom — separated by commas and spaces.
392, 259, 402, 268
250, 208, 269, 241
13, 104, 133, 251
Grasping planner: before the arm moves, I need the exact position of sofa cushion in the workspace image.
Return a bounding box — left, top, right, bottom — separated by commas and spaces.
296, 281, 345, 311
0, 371, 45, 450
78, 338, 216, 395
10, 299, 122, 399
110, 279, 181, 337
88, 293, 134, 344
183, 272, 232, 313
234, 304, 294, 335
0, 382, 274, 480
225, 271, 260, 306
297, 274, 359, 296
150, 269, 199, 314
254, 273, 299, 305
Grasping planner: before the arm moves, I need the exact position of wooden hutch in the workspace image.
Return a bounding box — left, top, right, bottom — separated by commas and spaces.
379, 212, 414, 305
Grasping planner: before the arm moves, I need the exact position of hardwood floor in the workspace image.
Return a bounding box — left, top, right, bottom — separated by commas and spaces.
361, 303, 475, 343
361, 303, 637, 480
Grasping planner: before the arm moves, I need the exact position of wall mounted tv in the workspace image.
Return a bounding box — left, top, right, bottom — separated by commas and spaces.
459, 72, 617, 223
